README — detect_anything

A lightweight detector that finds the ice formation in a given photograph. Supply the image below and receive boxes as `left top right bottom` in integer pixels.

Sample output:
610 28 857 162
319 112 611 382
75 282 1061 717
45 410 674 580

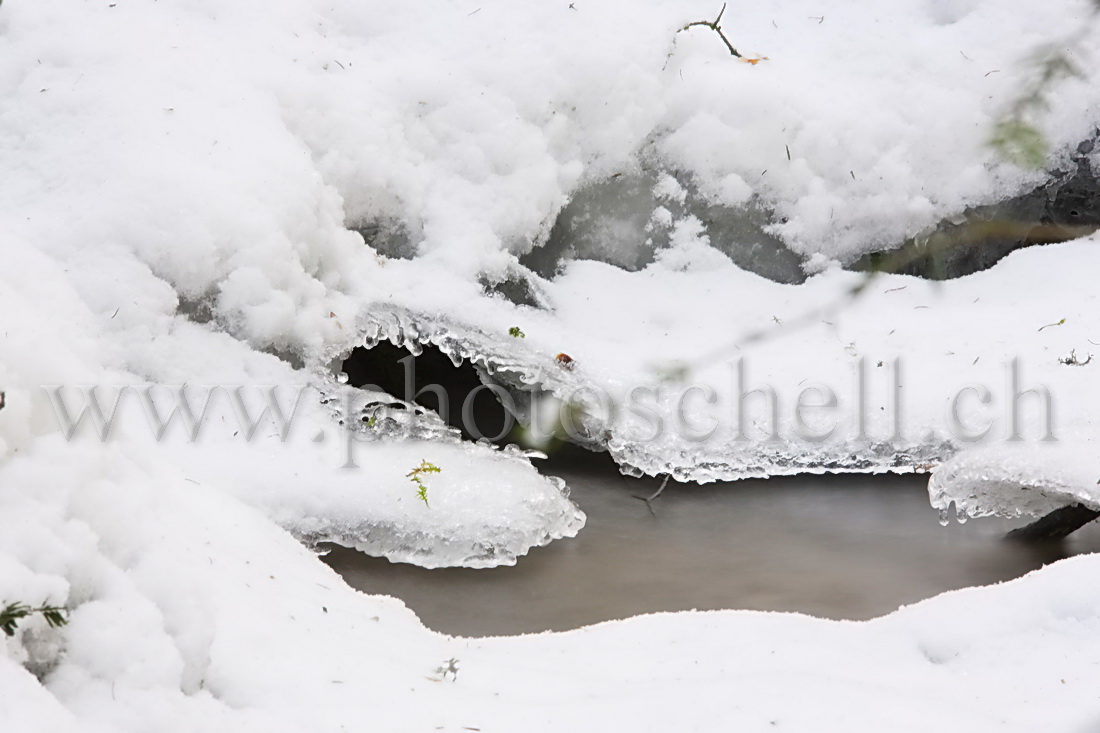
929 444 1100 523
343 234 1100 493
3 0 1100 727
145 375 587 569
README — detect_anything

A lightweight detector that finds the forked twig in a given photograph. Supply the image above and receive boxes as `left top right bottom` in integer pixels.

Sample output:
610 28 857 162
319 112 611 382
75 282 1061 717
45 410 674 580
633 474 671 515
664 3 748 70
679 3 743 58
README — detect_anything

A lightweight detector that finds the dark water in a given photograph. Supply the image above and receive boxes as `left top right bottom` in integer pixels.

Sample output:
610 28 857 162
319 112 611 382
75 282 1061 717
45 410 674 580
323 451 1100 637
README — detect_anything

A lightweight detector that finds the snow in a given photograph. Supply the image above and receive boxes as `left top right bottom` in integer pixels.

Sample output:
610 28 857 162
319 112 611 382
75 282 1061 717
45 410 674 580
352 238 1100 489
5 438 1100 731
2 0 1100 728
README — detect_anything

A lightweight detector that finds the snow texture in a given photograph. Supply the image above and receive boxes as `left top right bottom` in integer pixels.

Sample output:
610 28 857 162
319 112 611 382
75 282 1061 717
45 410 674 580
2 0 1100 728
4 440 1100 732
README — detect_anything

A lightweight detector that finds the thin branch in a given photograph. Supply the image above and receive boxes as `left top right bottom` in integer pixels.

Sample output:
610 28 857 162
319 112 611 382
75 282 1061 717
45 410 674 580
678 3 743 58
633 474 671 515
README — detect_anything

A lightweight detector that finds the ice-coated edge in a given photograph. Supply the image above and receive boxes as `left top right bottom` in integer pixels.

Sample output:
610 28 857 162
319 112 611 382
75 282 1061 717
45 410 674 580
928 443 1100 523
271 357 585 568
327 303 960 483
302 473 582 569
121 366 588 570
179 424 588 569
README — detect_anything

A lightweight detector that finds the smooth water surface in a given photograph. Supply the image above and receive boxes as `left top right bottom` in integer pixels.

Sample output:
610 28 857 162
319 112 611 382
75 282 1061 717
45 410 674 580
324 452 1100 637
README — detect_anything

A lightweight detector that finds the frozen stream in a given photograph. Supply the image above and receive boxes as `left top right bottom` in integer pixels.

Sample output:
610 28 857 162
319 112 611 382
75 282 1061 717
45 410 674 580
324 450 1100 637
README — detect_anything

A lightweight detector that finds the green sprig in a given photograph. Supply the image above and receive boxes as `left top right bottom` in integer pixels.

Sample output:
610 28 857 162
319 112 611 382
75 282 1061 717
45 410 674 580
407 460 442 508
0 602 68 637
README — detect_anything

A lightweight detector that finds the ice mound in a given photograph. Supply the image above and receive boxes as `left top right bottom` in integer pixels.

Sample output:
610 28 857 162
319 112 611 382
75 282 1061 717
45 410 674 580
143 383 587 569
300 374 586 567
281 439 585 570
928 443 1100 523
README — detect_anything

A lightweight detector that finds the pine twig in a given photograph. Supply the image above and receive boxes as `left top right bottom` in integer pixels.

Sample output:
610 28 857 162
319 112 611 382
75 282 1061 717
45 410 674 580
0 602 68 637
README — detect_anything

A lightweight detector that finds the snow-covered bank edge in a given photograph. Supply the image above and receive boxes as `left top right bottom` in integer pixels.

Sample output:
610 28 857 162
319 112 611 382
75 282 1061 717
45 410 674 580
337 237 1100 510
4 434 1100 732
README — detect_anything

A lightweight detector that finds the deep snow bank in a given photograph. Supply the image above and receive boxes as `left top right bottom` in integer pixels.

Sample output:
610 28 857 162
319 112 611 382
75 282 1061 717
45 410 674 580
0 233 584 571
4 437 1100 732
2 0 1099 515
2 0 1100 727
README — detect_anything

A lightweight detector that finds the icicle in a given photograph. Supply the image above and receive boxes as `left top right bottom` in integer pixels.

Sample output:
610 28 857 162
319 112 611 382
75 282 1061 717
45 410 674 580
362 323 381 349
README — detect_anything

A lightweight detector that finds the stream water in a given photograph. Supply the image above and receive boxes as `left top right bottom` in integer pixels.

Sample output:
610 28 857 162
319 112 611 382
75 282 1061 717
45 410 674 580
324 450 1100 637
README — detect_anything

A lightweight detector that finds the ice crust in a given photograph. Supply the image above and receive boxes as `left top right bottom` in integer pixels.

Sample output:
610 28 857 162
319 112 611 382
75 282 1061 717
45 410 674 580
154 384 587 569
929 444 1100 523
336 305 956 483
343 231 1100 496
306 368 585 568
290 441 586 570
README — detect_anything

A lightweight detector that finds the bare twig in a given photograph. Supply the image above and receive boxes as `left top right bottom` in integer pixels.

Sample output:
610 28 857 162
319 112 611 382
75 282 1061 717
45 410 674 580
633 474 671 515
678 3 743 58
435 657 460 681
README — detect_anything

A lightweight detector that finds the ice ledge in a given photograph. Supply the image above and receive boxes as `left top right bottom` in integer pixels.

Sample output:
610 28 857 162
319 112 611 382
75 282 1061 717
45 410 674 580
929 443 1100 524
325 304 961 483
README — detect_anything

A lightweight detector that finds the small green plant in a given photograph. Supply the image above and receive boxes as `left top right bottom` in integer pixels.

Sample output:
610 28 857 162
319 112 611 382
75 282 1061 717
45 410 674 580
367 415 377 428
508 326 525 338
407 460 441 508
0 602 67 637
